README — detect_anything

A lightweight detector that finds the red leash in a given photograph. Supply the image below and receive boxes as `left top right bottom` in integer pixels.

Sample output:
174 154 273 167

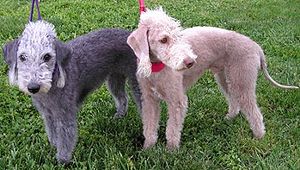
138 0 146 13
138 0 165 73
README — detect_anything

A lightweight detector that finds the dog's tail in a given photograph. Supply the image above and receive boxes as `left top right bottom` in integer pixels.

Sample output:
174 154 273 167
259 50 299 89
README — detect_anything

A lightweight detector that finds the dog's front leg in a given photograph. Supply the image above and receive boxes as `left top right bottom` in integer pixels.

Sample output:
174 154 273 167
165 83 188 150
33 99 58 147
55 110 77 164
140 80 161 149
41 113 58 147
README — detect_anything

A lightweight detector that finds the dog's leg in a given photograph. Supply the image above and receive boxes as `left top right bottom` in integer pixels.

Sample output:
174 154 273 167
142 97 160 149
107 73 128 118
214 70 229 95
33 100 58 147
214 70 240 119
182 70 205 91
226 97 240 119
164 81 188 150
165 95 188 150
55 110 77 164
41 113 58 147
140 82 161 149
128 74 142 114
239 92 265 139
228 64 265 138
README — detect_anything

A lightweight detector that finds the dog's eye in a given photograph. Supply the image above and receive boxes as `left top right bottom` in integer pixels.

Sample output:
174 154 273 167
43 54 52 62
160 37 168 44
19 55 26 62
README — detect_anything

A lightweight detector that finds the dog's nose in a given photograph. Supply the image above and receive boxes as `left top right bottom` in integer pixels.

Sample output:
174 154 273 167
28 82 40 94
184 58 194 69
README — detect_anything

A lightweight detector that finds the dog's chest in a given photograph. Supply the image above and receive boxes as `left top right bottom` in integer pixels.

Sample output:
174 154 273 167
147 74 176 100
150 86 164 99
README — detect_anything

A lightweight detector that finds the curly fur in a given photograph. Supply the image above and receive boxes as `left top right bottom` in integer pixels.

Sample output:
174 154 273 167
127 7 197 77
16 21 57 94
3 21 142 164
127 7 298 150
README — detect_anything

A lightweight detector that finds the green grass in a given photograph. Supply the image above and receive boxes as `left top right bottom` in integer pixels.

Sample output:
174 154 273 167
0 0 299 169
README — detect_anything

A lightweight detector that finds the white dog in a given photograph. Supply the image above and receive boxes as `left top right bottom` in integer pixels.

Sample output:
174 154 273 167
127 7 298 149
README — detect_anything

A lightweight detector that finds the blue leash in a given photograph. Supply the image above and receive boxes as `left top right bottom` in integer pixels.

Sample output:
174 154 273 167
29 0 42 22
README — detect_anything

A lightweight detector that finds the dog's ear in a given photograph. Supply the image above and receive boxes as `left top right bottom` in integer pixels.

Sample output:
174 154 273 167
127 25 152 77
54 40 71 88
127 26 150 60
3 39 19 86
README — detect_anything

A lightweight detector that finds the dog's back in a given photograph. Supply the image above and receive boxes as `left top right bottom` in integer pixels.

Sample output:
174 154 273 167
67 29 135 74
63 29 138 102
182 27 262 74
182 26 262 61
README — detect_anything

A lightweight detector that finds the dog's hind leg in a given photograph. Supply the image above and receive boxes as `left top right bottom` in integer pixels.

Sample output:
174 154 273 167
128 74 142 114
107 73 128 118
228 64 265 138
214 70 240 119
226 97 240 120
214 70 229 95
239 91 265 139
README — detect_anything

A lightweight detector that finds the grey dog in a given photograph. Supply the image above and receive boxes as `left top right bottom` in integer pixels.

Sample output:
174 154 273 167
2 21 141 164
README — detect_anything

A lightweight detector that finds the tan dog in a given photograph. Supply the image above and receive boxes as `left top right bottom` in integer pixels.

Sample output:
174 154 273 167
127 8 298 149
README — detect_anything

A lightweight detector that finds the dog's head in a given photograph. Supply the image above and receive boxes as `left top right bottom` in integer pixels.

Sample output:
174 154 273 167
127 7 197 77
2 20 71 95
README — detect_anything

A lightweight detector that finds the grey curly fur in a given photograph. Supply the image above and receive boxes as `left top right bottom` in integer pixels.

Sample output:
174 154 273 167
3 21 142 164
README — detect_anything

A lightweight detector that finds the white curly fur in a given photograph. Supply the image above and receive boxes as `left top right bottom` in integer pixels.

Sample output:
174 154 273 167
131 7 197 77
140 7 182 34
16 21 57 94
129 7 298 150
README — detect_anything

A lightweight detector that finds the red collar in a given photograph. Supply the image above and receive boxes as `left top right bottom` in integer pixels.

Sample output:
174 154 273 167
151 62 165 72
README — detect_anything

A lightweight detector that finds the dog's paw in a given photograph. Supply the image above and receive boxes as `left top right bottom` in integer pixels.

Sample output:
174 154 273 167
253 129 265 139
143 140 156 149
48 138 57 148
166 142 180 151
113 112 127 119
225 112 238 120
56 153 71 165
49 141 57 148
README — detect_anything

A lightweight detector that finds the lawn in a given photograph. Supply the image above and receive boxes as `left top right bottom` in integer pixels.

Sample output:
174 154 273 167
0 0 299 169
